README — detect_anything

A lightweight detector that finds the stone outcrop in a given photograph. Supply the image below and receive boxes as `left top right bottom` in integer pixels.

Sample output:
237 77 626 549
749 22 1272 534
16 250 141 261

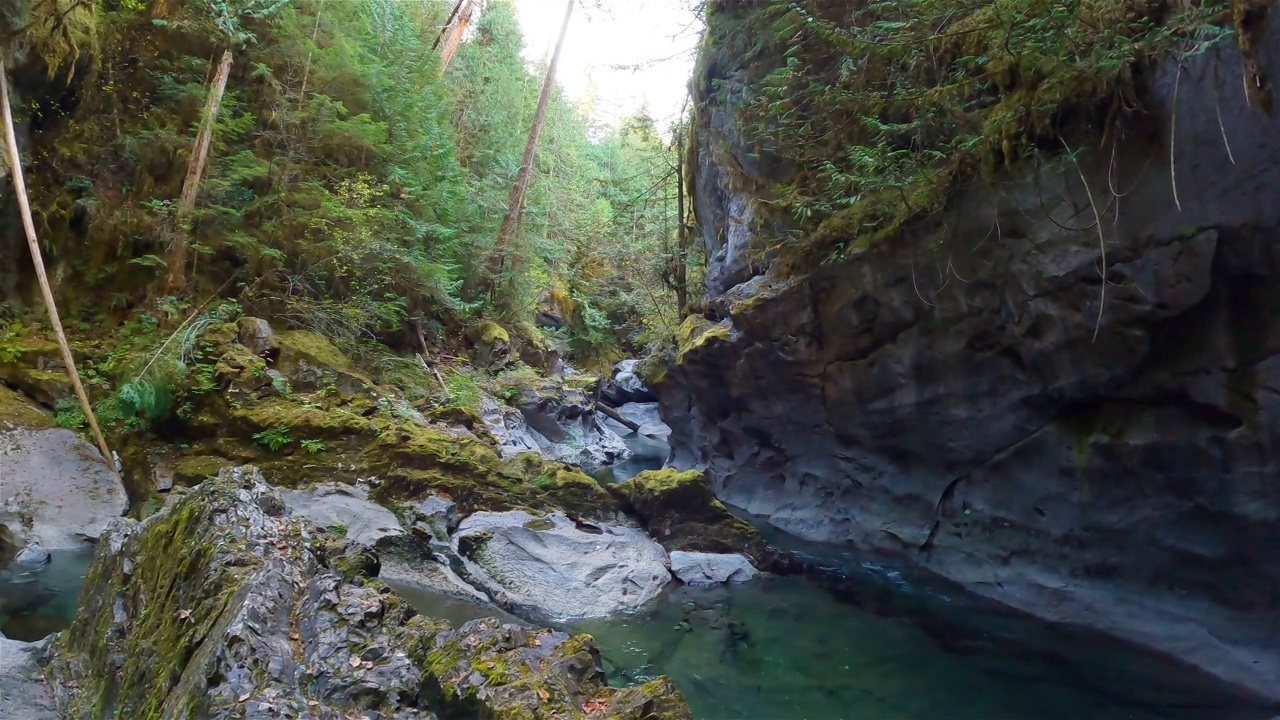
0 387 127 554
668 551 758 585
610 469 785 572
514 378 630 473
46 467 691 719
656 11 1280 705
452 509 671 619
0 634 56 720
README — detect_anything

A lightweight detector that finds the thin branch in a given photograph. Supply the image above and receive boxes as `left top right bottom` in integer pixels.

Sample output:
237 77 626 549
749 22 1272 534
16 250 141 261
1169 63 1183 212
1060 137 1108 343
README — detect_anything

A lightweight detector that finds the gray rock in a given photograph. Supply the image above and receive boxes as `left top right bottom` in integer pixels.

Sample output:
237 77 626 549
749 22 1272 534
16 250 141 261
660 16 1280 705
279 483 404 547
0 426 127 551
517 383 631 474
669 551 759 585
235 316 278 357
479 395 541 458
413 494 458 538
603 359 657 405
453 510 670 619
12 542 50 567
45 467 690 720
0 635 57 720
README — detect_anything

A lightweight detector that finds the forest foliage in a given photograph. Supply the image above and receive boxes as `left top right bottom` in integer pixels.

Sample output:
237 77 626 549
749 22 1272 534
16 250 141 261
712 0 1259 266
3 0 696 367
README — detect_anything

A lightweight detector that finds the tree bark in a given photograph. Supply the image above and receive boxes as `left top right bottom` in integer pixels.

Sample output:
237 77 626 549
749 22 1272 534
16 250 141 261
489 0 575 288
0 60 116 473
438 0 476 72
675 124 689 316
166 49 233 294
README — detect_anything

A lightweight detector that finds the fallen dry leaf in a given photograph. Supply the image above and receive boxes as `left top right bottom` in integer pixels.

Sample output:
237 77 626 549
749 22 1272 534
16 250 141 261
348 655 362 668
536 688 550 704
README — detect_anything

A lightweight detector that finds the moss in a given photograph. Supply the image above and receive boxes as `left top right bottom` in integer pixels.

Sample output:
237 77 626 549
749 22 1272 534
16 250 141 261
274 329 352 371
611 469 784 570
674 315 731 363
172 455 234 486
0 384 54 428
474 321 511 346
49 481 262 718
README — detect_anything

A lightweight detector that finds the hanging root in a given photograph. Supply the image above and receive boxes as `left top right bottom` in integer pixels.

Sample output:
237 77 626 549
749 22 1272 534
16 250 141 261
1169 64 1183 212
1060 138 1108 343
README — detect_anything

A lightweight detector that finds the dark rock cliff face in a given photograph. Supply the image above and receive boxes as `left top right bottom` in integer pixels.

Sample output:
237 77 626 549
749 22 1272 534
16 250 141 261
659 11 1280 705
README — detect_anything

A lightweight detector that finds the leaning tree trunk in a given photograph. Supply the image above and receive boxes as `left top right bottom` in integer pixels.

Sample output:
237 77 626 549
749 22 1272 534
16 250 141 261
0 60 116 472
488 0 574 294
165 49 233 294
438 0 476 72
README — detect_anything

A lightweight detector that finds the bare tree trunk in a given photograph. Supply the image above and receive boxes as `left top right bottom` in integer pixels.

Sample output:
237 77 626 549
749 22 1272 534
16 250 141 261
0 60 116 473
297 0 325 104
675 125 689 316
489 0 574 289
438 0 476 72
166 49 232 294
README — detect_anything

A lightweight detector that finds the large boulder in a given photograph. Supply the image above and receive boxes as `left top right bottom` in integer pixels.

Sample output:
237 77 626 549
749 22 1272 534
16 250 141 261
611 469 785 572
669 550 759 585
279 482 405 548
452 509 671 619
0 634 56 720
46 467 691 719
0 387 127 553
657 14 1280 705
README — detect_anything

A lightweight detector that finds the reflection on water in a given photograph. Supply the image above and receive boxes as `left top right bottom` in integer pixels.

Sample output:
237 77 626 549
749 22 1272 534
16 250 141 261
0 550 92 641
393 572 1264 720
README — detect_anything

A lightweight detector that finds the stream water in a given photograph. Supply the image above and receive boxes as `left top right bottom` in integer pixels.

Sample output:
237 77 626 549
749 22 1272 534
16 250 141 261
0 549 92 641
0 410 1269 719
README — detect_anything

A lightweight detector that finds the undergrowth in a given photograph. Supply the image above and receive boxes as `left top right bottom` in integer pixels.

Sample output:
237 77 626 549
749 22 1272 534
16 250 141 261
718 0 1253 267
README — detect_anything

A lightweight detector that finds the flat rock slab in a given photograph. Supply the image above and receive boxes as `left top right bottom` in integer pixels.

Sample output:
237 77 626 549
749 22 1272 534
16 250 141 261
454 510 670 619
0 636 56 719
0 427 127 551
279 483 404 547
669 551 759 585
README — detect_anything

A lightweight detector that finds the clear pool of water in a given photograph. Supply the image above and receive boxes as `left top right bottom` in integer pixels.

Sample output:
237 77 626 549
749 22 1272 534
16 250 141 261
0 550 92 641
394 570 1268 720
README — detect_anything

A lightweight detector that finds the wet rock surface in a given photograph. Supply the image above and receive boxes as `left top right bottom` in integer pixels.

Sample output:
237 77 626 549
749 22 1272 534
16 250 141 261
46 466 690 719
668 551 758 585
659 18 1280 704
453 509 671 619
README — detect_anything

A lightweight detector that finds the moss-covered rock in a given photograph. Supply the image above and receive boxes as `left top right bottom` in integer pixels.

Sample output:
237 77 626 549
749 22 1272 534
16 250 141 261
361 423 622 521
46 467 690 720
0 384 53 429
611 469 789 572
468 320 513 369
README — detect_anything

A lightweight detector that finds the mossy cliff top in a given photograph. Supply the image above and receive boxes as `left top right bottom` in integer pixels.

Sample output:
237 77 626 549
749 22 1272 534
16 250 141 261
695 0 1274 269
47 467 691 720
611 469 790 571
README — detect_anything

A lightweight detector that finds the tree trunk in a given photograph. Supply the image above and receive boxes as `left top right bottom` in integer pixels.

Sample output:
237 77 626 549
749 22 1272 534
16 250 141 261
166 49 233 294
438 0 476 72
675 125 689 316
489 0 574 289
0 60 116 473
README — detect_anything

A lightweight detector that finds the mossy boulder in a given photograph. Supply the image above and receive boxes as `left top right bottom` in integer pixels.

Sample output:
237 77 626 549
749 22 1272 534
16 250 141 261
0 385 52 429
0 335 72 407
468 320 513 369
611 469 788 571
272 329 374 394
361 423 623 521
46 467 690 720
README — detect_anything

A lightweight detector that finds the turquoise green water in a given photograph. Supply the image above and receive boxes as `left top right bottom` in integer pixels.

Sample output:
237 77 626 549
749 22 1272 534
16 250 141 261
391 573 1251 720
0 550 92 641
